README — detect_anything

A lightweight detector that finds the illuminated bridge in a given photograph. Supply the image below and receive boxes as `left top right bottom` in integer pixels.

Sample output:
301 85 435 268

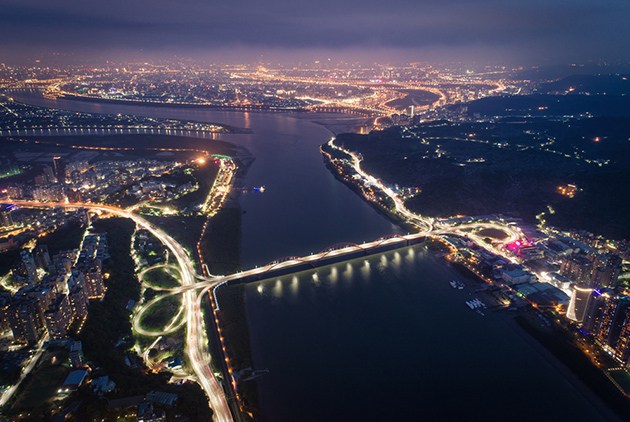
211 233 424 305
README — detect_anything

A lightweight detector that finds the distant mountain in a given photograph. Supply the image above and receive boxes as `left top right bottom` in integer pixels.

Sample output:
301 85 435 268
509 63 630 81
538 74 630 96
464 94 630 118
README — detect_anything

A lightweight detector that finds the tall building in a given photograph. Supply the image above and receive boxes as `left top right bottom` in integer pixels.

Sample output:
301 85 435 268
590 254 622 289
44 294 72 340
68 284 89 322
598 297 630 349
68 271 89 320
567 284 593 323
582 289 612 334
84 263 104 299
17 285 55 328
19 250 39 282
560 255 592 284
615 312 630 363
53 155 65 184
0 207 13 227
43 165 56 184
34 245 51 271
6 301 40 343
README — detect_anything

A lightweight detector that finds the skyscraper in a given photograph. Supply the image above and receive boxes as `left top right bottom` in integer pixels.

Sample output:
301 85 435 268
567 284 593 323
53 155 65 184
34 245 51 271
598 297 630 349
20 250 39 283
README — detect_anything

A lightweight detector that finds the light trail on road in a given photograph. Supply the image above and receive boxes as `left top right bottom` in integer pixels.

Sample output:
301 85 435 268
6 201 233 422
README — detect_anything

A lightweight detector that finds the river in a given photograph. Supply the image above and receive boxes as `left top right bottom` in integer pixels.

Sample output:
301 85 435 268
5 90 614 421
5 89 402 268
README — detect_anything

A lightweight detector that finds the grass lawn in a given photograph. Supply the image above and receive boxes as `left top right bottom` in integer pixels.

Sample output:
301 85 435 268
12 364 68 410
143 267 181 288
139 294 183 331
609 369 630 394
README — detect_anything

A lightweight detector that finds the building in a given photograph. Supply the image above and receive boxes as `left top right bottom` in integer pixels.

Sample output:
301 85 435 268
567 284 594 323
136 401 166 422
0 208 13 227
582 289 613 334
68 284 89 322
615 312 630 363
590 253 622 288
501 268 535 285
560 255 592 284
53 155 66 184
68 340 85 367
34 245 51 270
60 369 88 393
19 250 39 283
515 282 570 309
18 285 55 328
598 297 630 349
92 375 116 394
44 294 73 340
6 301 40 343
83 262 104 299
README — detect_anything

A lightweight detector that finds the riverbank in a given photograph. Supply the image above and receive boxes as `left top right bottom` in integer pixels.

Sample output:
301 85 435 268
318 125 630 421
320 141 418 234
510 313 627 421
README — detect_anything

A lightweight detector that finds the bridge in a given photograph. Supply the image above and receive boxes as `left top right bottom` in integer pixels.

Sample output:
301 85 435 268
3 193 520 422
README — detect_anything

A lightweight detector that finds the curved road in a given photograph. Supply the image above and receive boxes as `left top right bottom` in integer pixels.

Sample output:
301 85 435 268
8 201 233 422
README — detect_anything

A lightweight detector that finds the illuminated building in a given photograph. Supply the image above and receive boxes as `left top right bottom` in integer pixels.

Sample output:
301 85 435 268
6 301 40 343
582 289 612 334
0 208 13 227
44 294 72 340
615 313 630 363
590 254 622 289
19 250 39 283
598 297 630 348
34 173 47 187
567 284 593 323
67 270 90 320
34 245 51 271
43 165 56 184
6 185 23 200
84 262 104 299
560 255 592 284
53 155 65 184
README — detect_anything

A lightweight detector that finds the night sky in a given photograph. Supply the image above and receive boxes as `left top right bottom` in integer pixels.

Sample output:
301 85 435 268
2 0 629 65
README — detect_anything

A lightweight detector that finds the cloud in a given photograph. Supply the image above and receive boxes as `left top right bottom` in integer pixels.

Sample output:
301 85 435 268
1 0 629 65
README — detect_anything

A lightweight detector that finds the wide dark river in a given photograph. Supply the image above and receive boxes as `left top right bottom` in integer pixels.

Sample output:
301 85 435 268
7 90 612 421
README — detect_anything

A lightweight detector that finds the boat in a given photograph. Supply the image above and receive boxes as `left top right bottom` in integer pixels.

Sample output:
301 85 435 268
450 280 465 290
476 309 485 316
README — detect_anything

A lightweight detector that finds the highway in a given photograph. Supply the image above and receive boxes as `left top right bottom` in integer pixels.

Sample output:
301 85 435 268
7 201 234 422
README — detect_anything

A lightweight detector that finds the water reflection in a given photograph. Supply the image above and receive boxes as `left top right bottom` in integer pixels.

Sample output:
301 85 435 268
360 260 371 279
328 267 338 284
290 275 299 295
342 262 353 282
272 279 282 298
